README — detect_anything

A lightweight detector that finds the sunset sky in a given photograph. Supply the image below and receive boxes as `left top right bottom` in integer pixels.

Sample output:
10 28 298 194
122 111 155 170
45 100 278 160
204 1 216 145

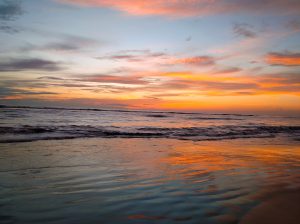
0 0 300 114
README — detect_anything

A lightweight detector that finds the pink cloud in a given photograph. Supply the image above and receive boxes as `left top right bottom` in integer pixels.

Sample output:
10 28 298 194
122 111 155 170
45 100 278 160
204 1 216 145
58 0 300 17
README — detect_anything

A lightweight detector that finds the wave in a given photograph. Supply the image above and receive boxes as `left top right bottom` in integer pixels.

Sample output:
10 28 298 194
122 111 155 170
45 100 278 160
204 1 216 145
1 125 299 143
188 116 243 120
0 105 255 117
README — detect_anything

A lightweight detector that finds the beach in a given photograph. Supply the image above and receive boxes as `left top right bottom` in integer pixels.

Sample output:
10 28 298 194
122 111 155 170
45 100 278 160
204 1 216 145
1 136 299 224
1 0 300 222
240 189 300 224
1 0 300 223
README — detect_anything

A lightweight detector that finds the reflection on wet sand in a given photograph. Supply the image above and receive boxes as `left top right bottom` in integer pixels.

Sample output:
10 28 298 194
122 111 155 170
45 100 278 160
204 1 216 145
0 137 299 223
240 189 300 224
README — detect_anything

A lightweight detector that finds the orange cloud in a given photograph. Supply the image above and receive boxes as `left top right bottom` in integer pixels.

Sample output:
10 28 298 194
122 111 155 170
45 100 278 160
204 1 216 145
58 0 300 17
2 68 300 114
157 95 300 113
265 52 300 66
174 56 215 66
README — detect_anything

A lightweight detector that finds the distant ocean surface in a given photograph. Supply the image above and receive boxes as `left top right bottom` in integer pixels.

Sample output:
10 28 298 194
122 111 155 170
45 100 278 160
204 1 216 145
1 107 300 143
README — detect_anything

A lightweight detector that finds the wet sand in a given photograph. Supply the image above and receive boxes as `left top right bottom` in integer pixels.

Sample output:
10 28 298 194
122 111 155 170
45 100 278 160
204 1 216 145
0 137 299 224
240 190 300 224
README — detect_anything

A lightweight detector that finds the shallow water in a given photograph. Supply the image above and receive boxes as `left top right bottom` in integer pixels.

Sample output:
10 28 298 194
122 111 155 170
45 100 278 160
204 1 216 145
1 138 300 224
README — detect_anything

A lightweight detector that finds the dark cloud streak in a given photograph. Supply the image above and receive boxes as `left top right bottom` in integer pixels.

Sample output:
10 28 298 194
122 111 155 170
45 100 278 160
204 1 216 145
82 74 147 85
0 0 22 21
0 0 23 33
0 86 56 98
0 58 64 72
98 50 167 62
233 23 256 38
19 35 100 53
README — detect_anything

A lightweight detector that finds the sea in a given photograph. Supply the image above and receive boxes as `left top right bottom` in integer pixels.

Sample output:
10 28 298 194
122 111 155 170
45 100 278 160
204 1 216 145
1 106 300 143
0 107 300 224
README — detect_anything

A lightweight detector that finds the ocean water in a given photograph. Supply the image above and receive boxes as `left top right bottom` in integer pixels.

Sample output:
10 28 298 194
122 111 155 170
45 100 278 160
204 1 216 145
0 107 300 143
0 107 300 224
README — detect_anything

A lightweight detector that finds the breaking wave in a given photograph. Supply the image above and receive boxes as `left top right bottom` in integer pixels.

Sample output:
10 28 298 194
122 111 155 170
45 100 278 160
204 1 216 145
1 124 300 143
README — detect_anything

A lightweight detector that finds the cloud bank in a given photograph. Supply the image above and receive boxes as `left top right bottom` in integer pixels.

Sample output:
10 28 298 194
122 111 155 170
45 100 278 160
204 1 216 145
265 52 300 66
58 0 300 17
0 58 64 72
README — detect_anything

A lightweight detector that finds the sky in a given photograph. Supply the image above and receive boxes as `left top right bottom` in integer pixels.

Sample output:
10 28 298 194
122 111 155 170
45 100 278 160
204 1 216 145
0 0 300 114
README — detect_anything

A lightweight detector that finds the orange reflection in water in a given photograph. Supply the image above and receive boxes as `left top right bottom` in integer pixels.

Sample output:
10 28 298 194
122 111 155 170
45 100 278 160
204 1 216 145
1 137 300 223
160 139 300 195
161 139 300 170
122 138 300 222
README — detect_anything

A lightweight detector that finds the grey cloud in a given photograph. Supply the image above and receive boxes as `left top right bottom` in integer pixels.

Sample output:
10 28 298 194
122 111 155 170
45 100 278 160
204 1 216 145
15 32 101 53
264 85 300 92
45 42 80 51
0 0 23 34
51 83 92 88
213 67 242 74
259 73 300 84
45 35 99 51
81 74 148 85
286 19 300 32
0 24 18 33
19 34 100 53
0 58 64 72
38 76 65 80
233 23 257 38
0 86 56 98
98 50 167 62
148 78 259 93
1 79 50 88
0 0 22 21
117 49 151 54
